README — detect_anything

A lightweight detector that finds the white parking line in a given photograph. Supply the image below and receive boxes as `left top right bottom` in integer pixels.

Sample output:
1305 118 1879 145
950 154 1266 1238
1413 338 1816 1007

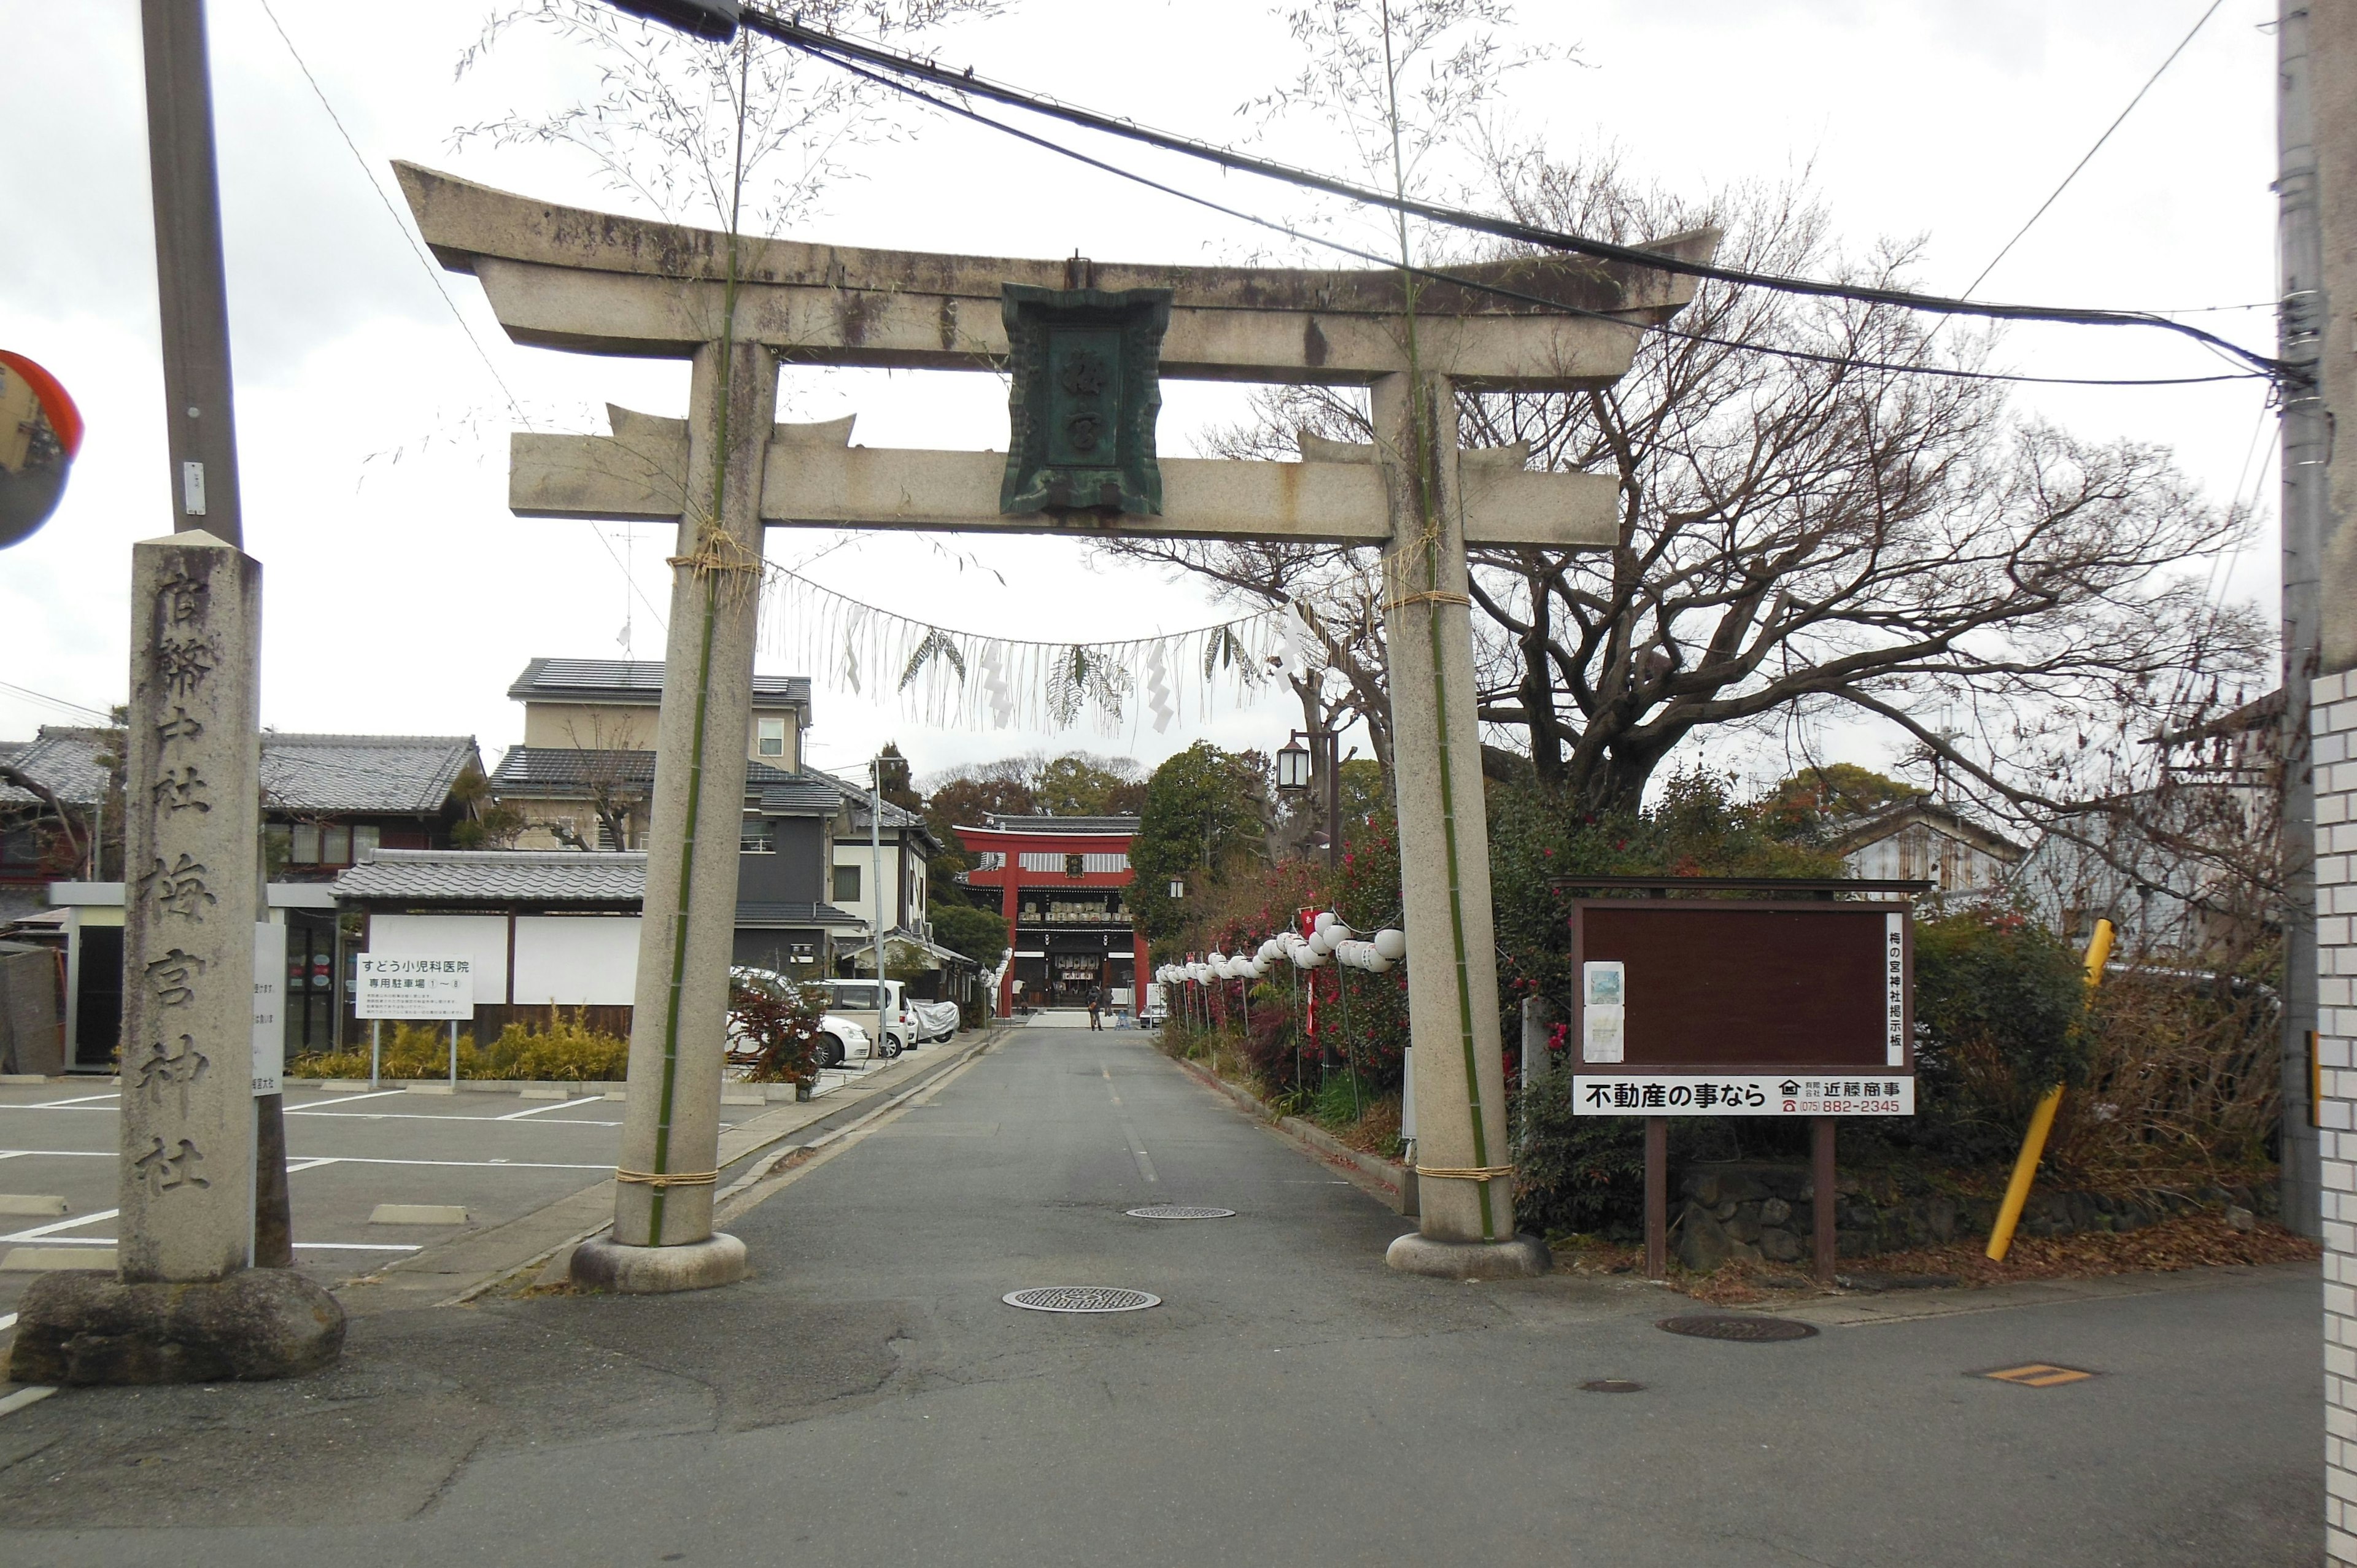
0 1311 15 1332
0 1208 118 1244
10 1093 120 1110
0 1149 613 1172
286 1110 622 1127
288 1089 408 1107
496 1099 608 1121
1 1237 419 1253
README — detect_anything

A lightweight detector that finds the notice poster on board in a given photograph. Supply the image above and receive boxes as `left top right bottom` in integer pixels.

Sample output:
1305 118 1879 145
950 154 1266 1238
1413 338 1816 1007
1581 960 1625 1062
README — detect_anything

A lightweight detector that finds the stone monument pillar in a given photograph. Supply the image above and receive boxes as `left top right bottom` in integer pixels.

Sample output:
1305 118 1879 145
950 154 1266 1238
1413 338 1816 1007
117 531 261 1283
572 339 776 1292
1373 372 1548 1279
6 531 343 1383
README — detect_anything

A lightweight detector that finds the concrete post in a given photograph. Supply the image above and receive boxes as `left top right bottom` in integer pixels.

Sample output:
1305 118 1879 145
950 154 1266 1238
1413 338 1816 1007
2283 0 2334 1241
1521 994 1553 1095
573 339 775 1293
6 533 341 1385
1373 372 1546 1279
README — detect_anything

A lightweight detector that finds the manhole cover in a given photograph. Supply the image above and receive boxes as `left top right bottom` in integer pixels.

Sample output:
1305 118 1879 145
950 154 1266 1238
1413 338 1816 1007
1579 1378 1644 1394
1656 1313 1819 1343
1126 1205 1237 1219
1004 1286 1163 1314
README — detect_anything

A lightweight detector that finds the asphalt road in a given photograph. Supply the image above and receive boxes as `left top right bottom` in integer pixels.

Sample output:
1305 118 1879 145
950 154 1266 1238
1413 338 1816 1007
0 1024 2326 1566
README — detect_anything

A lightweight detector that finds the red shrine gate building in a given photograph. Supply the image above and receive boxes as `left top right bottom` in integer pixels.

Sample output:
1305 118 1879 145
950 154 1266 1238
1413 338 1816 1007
953 814 1148 1017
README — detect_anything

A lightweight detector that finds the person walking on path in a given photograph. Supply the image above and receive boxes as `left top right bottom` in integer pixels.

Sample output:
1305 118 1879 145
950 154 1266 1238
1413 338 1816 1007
1088 989 1104 1031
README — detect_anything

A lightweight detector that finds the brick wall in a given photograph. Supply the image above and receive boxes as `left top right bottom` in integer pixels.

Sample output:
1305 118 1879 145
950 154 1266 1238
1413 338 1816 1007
2316 670 2357 1563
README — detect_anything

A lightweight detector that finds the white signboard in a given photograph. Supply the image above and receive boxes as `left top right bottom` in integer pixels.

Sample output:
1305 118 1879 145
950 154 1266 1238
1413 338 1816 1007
1572 1074 1916 1118
1884 913 1907 1067
355 954 475 1020
1581 960 1625 1063
252 922 286 1097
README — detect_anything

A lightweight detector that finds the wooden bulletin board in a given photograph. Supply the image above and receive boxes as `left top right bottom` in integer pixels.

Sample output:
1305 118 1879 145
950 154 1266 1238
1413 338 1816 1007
1569 899 1913 1076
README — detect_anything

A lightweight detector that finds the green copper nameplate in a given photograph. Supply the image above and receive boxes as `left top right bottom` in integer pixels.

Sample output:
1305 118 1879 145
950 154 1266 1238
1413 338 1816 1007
1000 284 1171 517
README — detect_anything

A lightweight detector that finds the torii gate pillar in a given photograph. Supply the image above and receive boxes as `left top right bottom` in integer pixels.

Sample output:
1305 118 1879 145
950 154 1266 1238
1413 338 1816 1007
571 341 775 1292
1374 372 1544 1274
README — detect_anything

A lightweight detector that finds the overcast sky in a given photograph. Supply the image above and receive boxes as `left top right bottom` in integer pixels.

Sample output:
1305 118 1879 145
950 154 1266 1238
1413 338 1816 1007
0 0 2282 791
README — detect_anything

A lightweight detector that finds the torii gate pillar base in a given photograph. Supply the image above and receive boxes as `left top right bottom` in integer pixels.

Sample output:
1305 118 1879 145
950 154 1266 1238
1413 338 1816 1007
1385 1232 1553 1281
571 1234 747 1295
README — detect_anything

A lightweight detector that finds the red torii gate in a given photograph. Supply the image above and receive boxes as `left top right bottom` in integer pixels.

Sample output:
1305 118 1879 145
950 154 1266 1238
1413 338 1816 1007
953 816 1149 1019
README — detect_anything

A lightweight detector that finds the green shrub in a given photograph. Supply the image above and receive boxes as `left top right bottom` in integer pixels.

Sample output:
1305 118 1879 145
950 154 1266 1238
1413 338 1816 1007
1515 1072 1647 1238
292 1013 631 1081
1897 906 2091 1163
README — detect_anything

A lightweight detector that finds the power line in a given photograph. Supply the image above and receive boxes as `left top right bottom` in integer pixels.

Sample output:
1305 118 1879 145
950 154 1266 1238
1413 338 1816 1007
792 34 2261 389
0 681 115 726
740 4 2282 380
1960 0 2227 300
254 0 669 636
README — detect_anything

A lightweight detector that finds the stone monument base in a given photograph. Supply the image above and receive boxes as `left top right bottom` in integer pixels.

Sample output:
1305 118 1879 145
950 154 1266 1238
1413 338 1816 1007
571 1232 746 1294
4 1268 346 1385
1385 1231 1554 1280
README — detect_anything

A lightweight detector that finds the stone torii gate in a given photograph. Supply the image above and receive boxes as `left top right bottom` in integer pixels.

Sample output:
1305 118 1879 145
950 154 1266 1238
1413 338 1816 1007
398 163 1710 1284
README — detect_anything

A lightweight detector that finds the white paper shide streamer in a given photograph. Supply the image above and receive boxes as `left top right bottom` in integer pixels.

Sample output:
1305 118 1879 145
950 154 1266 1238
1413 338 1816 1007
758 563 1312 736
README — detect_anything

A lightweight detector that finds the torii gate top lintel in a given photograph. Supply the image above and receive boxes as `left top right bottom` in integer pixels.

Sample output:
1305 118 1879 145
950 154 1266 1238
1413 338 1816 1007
395 162 1717 388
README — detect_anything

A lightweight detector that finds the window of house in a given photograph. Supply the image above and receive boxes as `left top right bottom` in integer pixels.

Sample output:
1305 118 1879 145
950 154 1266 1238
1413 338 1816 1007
353 825 380 859
290 824 320 863
321 826 351 865
740 816 776 854
834 863 861 903
757 717 787 757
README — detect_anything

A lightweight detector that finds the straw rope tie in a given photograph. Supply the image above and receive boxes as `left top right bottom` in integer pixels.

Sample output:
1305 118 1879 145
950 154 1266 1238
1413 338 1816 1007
615 1167 720 1189
1414 1163 1515 1181
1382 589 1471 611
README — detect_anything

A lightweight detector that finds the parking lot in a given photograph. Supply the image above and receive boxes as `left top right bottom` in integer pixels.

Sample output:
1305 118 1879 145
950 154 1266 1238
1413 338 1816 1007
0 1050 955 1325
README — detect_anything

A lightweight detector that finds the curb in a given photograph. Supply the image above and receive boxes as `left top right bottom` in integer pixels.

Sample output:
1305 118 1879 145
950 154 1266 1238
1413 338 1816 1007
1168 1052 1412 1213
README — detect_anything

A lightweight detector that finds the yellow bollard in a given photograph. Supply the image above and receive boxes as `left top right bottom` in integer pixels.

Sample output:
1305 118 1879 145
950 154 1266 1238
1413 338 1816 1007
1986 918 2113 1262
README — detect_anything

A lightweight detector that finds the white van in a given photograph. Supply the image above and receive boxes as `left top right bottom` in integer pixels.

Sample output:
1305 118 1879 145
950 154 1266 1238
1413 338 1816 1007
813 978 916 1056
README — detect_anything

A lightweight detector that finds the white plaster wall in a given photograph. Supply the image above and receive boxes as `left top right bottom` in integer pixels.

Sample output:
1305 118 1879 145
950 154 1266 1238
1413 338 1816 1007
511 915 642 1006
366 914 510 1003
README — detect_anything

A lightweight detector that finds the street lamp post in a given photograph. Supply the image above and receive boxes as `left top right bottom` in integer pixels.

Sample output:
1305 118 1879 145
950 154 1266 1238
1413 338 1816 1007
1275 728 1342 868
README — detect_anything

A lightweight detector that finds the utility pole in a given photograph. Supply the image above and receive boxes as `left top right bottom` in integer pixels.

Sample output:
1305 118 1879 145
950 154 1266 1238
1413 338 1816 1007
871 755 888 1057
2280 0 2336 1241
140 0 293 1267
144 0 244 543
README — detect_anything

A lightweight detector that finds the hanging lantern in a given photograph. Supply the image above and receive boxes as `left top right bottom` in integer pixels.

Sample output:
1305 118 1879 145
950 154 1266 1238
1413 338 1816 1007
1275 734 1312 795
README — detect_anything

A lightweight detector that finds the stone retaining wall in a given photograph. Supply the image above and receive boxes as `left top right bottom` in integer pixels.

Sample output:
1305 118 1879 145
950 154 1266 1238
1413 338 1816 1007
1676 1159 2278 1270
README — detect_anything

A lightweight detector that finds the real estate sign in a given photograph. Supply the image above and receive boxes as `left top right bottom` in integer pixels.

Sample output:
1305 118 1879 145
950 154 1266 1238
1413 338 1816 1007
354 954 475 1021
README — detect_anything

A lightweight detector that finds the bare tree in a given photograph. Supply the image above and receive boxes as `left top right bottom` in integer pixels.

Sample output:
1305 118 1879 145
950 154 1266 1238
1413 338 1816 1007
456 0 1000 240
1130 144 2267 846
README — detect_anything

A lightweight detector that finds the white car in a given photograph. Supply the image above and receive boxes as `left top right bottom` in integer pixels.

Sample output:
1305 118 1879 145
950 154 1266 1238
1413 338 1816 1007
811 978 931 1056
729 967 873 1071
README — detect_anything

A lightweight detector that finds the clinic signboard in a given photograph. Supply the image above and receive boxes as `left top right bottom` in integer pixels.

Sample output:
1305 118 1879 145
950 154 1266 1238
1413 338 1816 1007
354 955 474 1021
